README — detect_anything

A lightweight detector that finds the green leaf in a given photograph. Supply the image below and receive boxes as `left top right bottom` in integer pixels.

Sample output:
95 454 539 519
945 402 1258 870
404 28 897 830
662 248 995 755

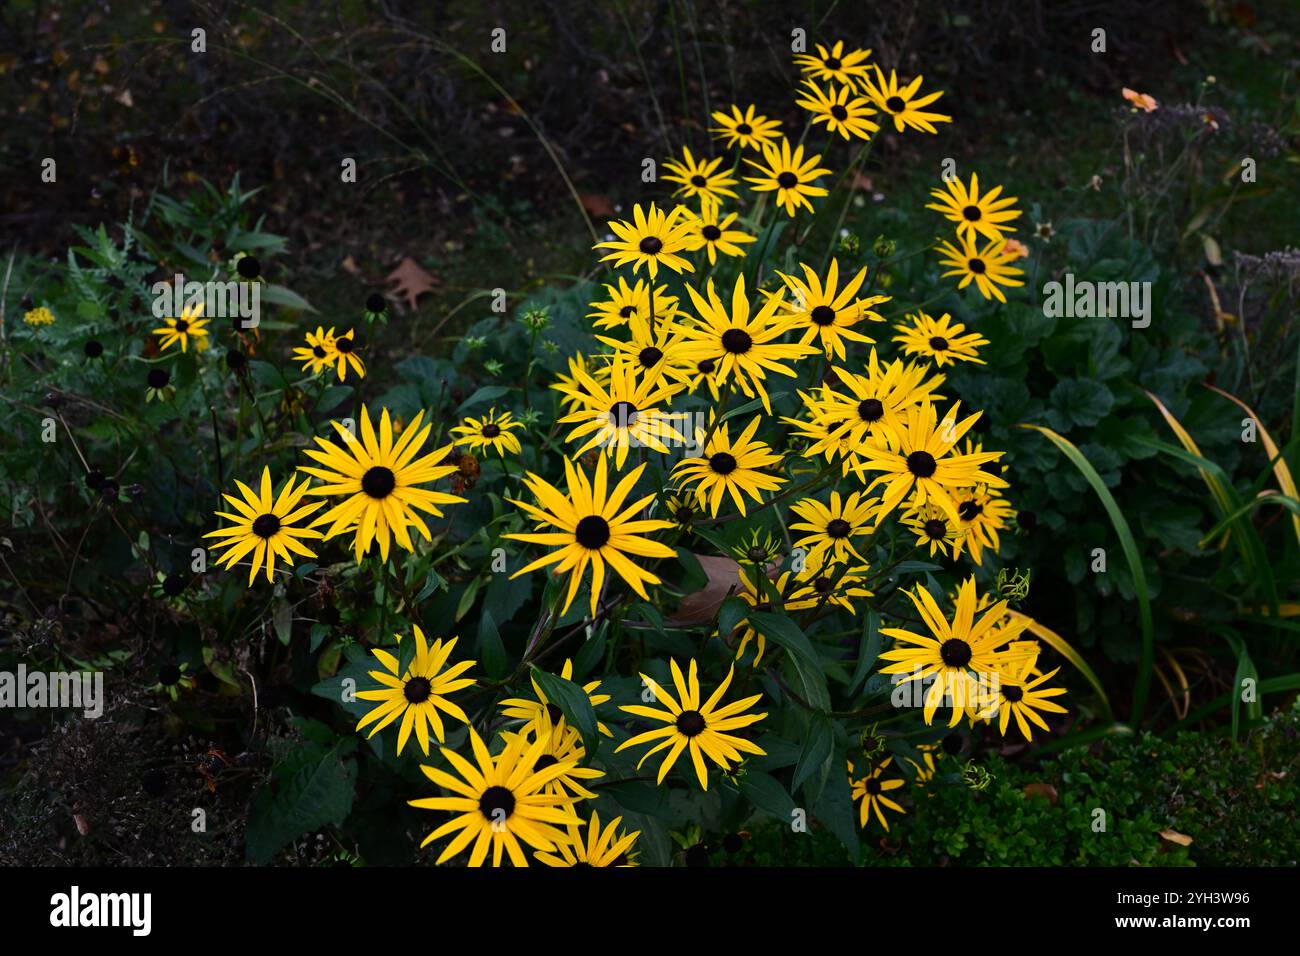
792 712 834 794
737 770 797 821
1022 424 1153 724
261 283 318 313
245 737 356 864
1048 378 1114 429
717 595 749 639
456 386 511 414
812 766 859 864
529 665 601 755
477 608 508 680
748 611 831 712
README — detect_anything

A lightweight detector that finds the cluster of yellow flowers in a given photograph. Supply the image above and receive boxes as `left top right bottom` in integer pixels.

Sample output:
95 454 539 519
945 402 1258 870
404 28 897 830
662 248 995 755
195 38 1076 856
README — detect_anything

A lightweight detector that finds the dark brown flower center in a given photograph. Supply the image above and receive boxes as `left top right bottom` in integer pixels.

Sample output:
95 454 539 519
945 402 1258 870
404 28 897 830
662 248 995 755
709 452 738 475
721 328 752 354
1003 685 1024 703
906 451 938 478
637 346 664 367
924 519 947 540
962 205 982 221
968 258 987 274
610 400 639 428
361 466 397 498
479 785 516 821
482 423 501 438
701 224 722 241
404 676 432 703
885 96 905 112
675 710 706 736
776 171 799 189
639 236 664 255
830 104 848 121
958 500 983 521
811 305 837 326
174 319 189 333
336 336 355 353
940 639 972 668
690 175 707 187
857 398 884 422
826 518 851 539
929 336 949 351
575 515 611 549
251 513 281 538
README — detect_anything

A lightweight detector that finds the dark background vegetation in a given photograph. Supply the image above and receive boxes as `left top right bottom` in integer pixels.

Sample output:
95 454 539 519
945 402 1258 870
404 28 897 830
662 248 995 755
2 0 1299 865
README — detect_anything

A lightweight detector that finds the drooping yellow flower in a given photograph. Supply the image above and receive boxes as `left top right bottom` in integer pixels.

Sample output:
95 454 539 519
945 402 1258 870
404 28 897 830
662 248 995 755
355 628 475 755
505 457 676 618
586 276 679 330
299 406 466 562
616 659 766 790
849 757 907 830
203 467 323 585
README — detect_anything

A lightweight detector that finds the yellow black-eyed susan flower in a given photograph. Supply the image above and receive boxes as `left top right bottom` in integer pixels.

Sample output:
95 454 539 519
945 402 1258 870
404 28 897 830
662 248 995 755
204 467 323 585
678 274 816 413
292 326 338 375
594 312 709 390
710 104 783 151
935 235 1026 303
849 757 907 830
892 311 988 366
662 146 739 205
503 721 603 799
859 401 1007 524
534 811 641 867
978 661 1068 741
950 486 1015 566
743 138 833 217
925 172 1022 243
785 557 874 614
793 40 874 85
553 352 595 413
409 725 582 867
355 628 475 755
586 277 679 330
806 348 945 462
673 414 785 517
789 490 875 563
774 259 889 361
902 500 965 558
299 406 466 562
616 659 766 790
450 407 524 457
859 66 952 134
878 577 1027 726
505 457 676 618
557 357 686 469
795 79 880 140
679 200 757 265
152 301 209 353
595 202 696 278
325 326 366 381
499 658 613 739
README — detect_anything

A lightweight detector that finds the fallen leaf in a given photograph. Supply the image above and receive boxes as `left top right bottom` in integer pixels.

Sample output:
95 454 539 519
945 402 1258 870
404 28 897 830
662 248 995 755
1158 828 1193 846
1022 782 1058 805
668 554 777 627
340 255 361 276
385 256 438 312
581 193 616 218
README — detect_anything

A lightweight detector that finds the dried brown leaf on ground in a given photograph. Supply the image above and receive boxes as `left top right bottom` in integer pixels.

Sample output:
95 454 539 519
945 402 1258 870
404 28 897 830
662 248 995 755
668 554 777 628
385 256 438 312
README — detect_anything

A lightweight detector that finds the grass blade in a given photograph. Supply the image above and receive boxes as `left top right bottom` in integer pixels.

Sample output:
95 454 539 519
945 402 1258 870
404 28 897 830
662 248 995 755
1020 424 1155 725
1004 608 1114 722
